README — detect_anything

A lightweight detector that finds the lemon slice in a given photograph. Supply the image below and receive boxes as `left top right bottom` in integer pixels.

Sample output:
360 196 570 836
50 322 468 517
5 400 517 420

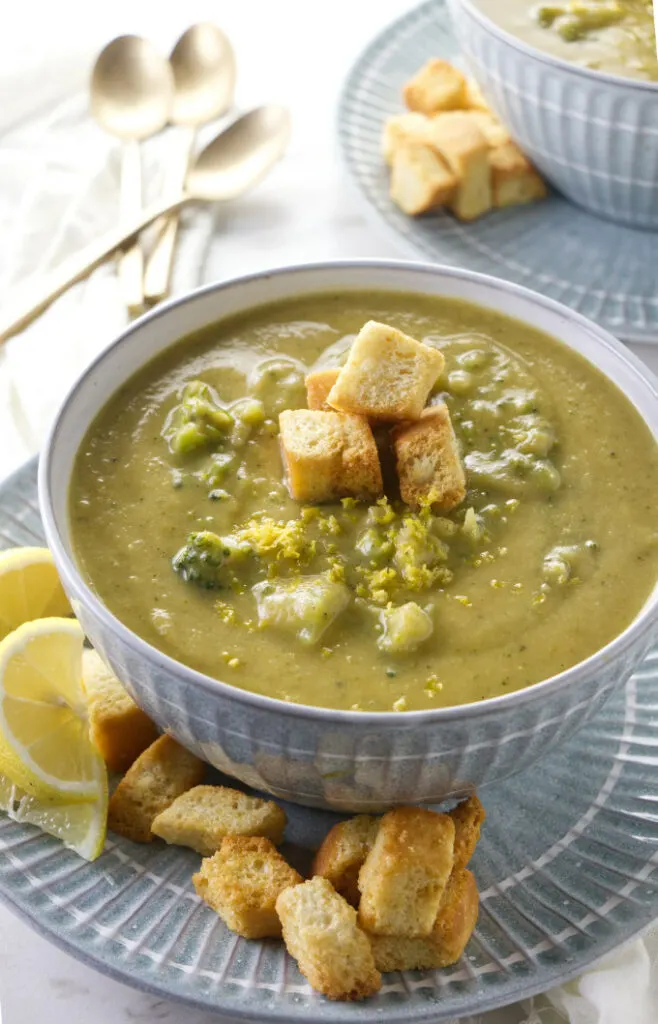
0 547 72 641
0 767 107 861
0 618 105 803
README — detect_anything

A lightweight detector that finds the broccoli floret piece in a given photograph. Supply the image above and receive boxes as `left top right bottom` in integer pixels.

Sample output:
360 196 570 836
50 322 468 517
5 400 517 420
163 380 233 456
377 602 434 654
172 531 229 588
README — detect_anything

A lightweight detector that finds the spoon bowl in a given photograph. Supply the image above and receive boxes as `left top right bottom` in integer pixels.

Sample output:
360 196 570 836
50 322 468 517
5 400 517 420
170 22 236 126
91 35 174 139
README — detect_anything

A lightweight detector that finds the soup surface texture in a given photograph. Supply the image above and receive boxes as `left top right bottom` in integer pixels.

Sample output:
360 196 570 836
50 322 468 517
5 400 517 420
476 1 658 81
70 291 658 712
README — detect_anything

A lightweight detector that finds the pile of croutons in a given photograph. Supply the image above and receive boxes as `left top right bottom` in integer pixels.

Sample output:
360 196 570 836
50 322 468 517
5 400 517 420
280 319 466 511
92 650 485 1002
384 58 546 220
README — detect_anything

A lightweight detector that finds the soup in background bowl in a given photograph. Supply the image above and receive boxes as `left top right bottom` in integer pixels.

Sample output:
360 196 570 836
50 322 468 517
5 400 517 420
40 262 658 810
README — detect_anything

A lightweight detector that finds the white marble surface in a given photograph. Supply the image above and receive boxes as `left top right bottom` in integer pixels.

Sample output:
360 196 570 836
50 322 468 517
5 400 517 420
0 1 657 1022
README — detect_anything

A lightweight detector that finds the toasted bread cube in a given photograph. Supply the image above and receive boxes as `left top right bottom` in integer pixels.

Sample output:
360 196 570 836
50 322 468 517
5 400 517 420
277 877 381 1000
151 785 287 855
108 735 205 843
193 836 302 939
464 76 490 112
312 815 379 906
279 409 383 503
368 868 479 971
490 141 547 208
83 649 159 774
428 112 492 221
404 59 466 115
306 368 341 411
390 143 457 216
327 321 444 422
450 794 486 870
358 806 455 938
392 405 466 512
382 112 433 165
462 110 511 148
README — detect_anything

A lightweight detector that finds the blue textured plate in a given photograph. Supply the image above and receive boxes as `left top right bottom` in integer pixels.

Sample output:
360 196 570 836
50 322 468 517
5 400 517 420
337 0 658 345
1 458 658 1022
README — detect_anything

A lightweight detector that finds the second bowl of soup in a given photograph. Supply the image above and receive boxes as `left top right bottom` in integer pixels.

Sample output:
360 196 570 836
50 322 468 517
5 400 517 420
41 261 658 810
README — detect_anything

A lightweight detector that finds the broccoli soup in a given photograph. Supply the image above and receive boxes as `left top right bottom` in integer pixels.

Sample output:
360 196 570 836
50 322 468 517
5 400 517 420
475 1 658 81
70 292 658 712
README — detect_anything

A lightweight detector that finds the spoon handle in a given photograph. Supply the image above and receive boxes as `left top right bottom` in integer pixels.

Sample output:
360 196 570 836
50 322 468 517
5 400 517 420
118 140 146 314
143 125 197 304
0 195 190 345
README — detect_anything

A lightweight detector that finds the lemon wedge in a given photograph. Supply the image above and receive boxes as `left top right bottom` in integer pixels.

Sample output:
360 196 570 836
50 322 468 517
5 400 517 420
0 767 107 861
0 618 106 803
0 547 72 640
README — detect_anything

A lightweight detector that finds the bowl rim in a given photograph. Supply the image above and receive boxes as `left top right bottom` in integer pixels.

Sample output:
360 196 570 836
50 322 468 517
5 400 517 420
39 258 658 726
449 0 658 93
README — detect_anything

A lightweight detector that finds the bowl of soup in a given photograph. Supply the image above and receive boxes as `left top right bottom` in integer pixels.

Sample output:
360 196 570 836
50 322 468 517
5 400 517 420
40 261 658 810
447 0 658 228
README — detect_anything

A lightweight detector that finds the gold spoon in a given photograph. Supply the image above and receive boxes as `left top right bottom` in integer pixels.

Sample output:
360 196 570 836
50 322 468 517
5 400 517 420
90 35 174 314
0 105 291 344
143 23 236 304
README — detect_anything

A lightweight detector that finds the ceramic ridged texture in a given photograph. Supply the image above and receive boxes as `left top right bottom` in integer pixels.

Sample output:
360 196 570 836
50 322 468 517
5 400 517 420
2 459 658 1021
448 0 658 229
336 0 658 344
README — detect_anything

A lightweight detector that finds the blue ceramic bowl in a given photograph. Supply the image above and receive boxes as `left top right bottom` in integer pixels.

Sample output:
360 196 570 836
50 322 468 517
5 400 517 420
447 0 658 230
40 261 658 811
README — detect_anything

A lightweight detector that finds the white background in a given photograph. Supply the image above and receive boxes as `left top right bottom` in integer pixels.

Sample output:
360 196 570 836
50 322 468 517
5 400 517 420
0 2 656 1022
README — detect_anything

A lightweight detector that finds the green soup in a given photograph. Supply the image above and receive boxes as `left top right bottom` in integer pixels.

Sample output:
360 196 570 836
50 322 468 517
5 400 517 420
70 291 658 712
476 1 658 81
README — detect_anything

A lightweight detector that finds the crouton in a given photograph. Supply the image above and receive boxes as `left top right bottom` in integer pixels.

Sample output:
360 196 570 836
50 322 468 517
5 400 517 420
464 76 490 112
151 785 287 855
382 112 432 165
277 877 381 1000
368 868 479 971
450 794 486 870
403 59 467 115
390 143 457 215
312 815 379 906
305 368 341 411
358 806 455 937
463 110 511 148
392 405 466 512
327 321 445 422
108 735 205 843
490 141 547 208
278 409 383 503
428 112 492 221
193 836 302 939
83 649 159 774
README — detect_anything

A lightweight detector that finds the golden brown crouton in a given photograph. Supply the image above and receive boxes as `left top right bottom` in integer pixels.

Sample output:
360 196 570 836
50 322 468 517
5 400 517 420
278 409 383 503
83 649 159 774
450 794 486 870
312 815 379 906
382 112 433 165
193 836 302 939
368 868 479 971
389 143 457 216
428 112 492 221
305 368 341 411
358 806 455 938
277 877 381 1000
108 735 205 843
464 76 490 112
151 785 287 855
490 141 547 208
327 321 445 423
392 405 467 512
463 110 511 148
404 59 467 115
